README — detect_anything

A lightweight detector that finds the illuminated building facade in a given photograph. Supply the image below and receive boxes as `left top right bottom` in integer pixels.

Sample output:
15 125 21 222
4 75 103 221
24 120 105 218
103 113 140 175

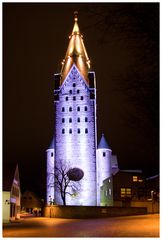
46 13 119 206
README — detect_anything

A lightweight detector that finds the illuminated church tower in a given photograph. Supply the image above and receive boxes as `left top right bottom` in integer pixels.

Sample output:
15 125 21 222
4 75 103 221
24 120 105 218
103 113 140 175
46 13 119 206
53 12 97 206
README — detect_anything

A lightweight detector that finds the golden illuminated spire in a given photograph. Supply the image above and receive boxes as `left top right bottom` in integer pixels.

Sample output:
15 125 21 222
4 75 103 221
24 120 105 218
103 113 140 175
60 12 91 85
72 11 79 34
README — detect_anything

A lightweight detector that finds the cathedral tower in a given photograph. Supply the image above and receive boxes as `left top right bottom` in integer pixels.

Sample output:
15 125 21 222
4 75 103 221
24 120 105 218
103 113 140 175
53 13 97 205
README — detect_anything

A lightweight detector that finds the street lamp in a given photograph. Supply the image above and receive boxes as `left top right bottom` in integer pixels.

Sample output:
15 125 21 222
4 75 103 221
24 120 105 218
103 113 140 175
151 190 154 214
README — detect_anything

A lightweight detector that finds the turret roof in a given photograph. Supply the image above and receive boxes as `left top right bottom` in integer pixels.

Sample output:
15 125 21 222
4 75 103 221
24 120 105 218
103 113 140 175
60 12 90 85
98 134 110 149
49 137 55 149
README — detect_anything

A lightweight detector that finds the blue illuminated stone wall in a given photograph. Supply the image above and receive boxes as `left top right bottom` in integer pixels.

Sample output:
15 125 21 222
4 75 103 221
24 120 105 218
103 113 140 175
96 148 112 205
54 64 97 206
46 148 55 204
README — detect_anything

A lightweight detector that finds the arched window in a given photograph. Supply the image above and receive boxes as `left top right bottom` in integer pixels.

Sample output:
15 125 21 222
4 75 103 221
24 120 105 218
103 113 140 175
73 83 76 87
62 129 65 134
78 129 80 134
62 118 65 123
69 129 72 134
77 106 80 111
73 96 76 101
81 96 84 100
69 90 72 94
85 106 87 111
103 152 106 157
69 118 72 123
77 89 80 94
85 117 88 122
65 96 68 101
77 117 80 122
62 107 65 112
69 107 72 112
85 128 88 134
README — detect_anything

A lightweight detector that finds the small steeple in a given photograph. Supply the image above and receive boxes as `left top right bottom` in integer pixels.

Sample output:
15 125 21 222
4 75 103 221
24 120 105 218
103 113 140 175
49 137 55 149
72 11 79 34
60 12 91 85
98 134 110 149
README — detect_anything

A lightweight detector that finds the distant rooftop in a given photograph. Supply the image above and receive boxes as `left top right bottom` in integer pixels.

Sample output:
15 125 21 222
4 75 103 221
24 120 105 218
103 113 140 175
146 174 159 180
120 169 143 173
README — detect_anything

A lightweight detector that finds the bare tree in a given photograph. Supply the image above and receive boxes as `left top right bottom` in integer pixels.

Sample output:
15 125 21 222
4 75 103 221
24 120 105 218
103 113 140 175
53 164 84 206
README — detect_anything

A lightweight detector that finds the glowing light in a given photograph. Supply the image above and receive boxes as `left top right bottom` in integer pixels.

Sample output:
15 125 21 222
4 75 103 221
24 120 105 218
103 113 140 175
74 10 78 22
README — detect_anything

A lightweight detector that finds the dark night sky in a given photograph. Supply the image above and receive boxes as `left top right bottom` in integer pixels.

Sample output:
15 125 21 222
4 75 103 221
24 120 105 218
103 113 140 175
3 3 159 198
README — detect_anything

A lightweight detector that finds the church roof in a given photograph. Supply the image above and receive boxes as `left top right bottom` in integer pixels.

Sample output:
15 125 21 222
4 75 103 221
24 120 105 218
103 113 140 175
98 134 110 149
3 164 20 191
49 137 55 149
60 12 90 85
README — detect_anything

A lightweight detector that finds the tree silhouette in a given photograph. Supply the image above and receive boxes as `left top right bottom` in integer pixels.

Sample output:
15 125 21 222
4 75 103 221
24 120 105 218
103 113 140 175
49 164 84 205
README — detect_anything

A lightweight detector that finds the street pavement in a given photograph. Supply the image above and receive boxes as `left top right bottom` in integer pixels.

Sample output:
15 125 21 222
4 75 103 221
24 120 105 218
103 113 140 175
3 214 159 238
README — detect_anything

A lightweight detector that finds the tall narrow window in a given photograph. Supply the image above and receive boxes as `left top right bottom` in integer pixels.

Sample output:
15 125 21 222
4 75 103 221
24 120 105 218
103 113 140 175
62 129 65 134
77 117 80 122
51 152 53 157
65 96 68 101
69 107 72 112
85 128 88 134
77 129 80 134
69 118 72 123
69 129 72 134
81 96 84 100
103 152 106 157
85 106 87 111
62 118 65 123
73 83 76 87
73 96 76 101
77 106 80 111
62 107 65 112
85 117 88 122
69 90 72 94
77 89 80 94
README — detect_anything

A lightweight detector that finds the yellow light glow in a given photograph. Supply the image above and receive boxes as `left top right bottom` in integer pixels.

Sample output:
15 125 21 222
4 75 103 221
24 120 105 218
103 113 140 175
61 12 91 84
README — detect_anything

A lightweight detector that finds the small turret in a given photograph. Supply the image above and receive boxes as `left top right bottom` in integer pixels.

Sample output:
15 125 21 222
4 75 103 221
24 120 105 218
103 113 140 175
98 133 110 149
96 134 112 206
46 137 55 204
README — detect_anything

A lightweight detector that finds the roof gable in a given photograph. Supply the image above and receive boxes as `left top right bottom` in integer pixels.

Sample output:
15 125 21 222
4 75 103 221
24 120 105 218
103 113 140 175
60 64 89 93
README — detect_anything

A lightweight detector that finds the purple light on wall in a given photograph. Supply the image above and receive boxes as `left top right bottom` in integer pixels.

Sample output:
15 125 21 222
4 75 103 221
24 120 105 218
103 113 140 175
54 64 97 206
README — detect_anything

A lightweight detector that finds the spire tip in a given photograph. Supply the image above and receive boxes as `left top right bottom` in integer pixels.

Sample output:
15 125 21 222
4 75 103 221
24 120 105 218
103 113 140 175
74 11 78 22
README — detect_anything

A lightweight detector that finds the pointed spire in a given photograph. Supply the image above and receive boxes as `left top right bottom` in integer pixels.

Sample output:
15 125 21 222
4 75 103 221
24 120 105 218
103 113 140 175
72 11 80 34
60 12 91 85
98 134 110 149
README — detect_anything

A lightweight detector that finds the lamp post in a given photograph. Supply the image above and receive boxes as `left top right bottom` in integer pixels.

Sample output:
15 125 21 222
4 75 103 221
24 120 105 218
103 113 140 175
151 190 154 214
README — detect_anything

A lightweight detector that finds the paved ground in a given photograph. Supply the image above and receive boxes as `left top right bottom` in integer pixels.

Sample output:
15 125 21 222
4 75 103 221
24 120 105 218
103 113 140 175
3 214 159 237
